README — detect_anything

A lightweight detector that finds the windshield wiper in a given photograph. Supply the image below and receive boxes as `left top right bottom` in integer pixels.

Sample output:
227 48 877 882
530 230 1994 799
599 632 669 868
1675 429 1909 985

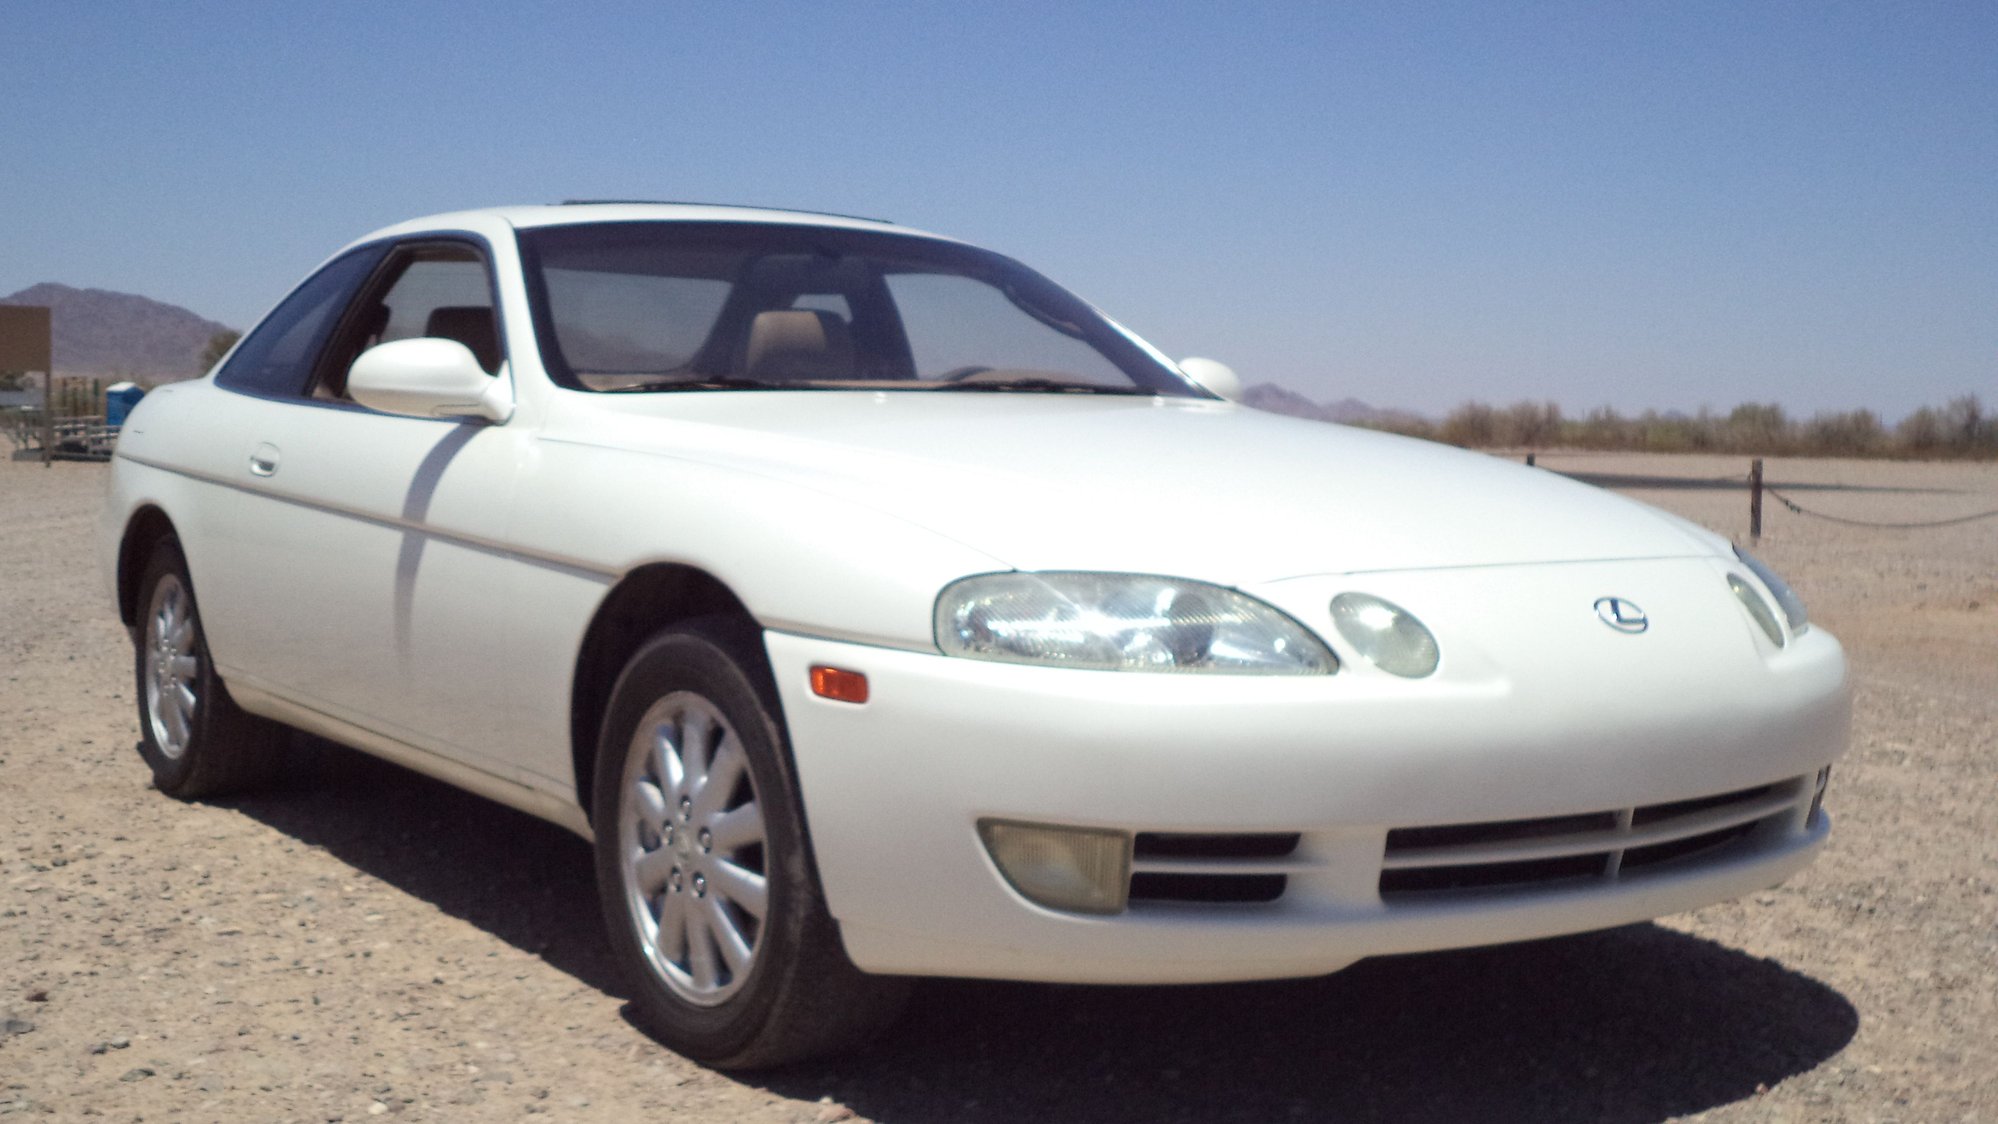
598 375 789 393
929 378 1156 395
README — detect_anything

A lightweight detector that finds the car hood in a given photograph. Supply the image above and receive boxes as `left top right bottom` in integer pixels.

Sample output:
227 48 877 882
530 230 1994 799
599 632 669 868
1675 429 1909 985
558 392 1722 584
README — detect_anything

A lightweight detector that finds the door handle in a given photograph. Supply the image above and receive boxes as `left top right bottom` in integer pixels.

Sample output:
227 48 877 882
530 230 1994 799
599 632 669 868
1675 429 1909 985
249 443 281 477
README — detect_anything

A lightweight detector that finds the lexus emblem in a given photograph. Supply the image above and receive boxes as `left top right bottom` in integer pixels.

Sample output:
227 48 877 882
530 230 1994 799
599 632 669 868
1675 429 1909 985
1594 597 1648 633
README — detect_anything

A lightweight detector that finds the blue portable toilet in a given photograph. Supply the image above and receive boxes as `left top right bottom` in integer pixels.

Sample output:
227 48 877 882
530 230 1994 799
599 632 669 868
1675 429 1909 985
106 382 145 427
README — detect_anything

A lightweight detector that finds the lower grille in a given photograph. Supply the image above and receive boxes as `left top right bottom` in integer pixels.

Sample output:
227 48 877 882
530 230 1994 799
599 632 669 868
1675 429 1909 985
1128 832 1300 906
1379 777 1807 900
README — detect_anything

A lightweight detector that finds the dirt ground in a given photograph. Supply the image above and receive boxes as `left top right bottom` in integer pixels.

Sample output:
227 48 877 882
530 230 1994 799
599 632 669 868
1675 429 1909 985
3 448 1994 1123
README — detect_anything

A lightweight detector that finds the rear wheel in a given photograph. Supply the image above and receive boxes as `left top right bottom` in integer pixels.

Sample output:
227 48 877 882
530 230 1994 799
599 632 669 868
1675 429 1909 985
593 620 908 1068
132 539 287 797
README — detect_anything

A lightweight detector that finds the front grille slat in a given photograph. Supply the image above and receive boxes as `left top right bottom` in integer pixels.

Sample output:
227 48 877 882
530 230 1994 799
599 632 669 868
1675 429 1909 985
1380 786 1803 871
1128 831 1300 906
1129 858 1305 876
1378 776 1809 901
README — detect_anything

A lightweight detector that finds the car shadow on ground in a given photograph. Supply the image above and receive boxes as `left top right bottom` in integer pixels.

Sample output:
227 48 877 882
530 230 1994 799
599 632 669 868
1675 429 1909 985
227 740 1858 1124
224 737 627 997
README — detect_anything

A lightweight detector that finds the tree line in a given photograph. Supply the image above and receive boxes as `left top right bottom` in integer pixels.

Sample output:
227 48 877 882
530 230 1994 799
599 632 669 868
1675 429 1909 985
1356 396 1997 459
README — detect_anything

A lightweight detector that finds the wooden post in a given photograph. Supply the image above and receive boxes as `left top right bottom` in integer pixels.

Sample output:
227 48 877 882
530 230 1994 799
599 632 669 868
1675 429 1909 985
1749 458 1764 542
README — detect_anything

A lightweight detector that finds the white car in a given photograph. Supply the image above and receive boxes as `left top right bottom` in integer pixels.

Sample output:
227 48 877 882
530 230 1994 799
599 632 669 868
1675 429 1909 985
101 203 1848 1067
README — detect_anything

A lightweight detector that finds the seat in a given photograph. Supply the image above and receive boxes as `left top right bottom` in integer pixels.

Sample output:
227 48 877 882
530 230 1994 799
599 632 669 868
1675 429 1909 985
424 306 501 373
741 309 854 381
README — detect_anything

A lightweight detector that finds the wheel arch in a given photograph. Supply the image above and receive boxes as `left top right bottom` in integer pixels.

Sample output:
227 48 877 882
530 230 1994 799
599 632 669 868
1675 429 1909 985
117 506 181 628
570 563 765 822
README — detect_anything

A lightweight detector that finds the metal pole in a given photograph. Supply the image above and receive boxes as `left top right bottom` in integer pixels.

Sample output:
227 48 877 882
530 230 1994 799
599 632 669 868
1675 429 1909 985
42 368 53 467
1749 458 1763 542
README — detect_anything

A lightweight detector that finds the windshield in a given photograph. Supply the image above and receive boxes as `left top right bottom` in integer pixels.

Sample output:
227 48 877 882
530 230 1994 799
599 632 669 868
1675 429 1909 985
516 221 1203 397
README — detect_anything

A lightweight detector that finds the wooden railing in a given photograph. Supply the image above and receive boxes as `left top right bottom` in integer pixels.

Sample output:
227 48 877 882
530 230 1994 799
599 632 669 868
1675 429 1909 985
2 409 120 461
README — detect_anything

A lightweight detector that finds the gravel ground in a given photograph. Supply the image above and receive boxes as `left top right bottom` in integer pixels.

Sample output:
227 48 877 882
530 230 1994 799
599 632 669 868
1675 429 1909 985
2 449 1994 1123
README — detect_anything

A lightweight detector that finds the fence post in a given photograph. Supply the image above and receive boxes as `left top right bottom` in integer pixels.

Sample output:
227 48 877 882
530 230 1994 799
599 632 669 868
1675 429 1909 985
1749 458 1764 542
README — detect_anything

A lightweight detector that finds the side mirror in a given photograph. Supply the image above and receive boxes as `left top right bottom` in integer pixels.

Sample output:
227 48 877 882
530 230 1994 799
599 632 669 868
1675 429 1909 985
1177 357 1241 401
347 338 513 423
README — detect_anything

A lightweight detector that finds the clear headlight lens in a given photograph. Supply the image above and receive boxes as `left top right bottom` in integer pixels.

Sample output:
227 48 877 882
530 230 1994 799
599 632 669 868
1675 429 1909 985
1329 592 1440 678
1733 546 1809 633
1728 573 1787 648
935 572 1337 674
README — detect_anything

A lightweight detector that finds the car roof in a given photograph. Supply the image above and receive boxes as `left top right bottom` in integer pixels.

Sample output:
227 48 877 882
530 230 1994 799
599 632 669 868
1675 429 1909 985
353 202 950 246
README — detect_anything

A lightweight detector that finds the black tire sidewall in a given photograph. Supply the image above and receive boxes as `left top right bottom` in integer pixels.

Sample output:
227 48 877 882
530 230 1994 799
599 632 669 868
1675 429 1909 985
591 622 817 1062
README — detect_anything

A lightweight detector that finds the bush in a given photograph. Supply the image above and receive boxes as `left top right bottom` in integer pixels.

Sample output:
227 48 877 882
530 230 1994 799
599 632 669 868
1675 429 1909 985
1426 395 1991 460
1438 401 1500 447
1805 409 1885 457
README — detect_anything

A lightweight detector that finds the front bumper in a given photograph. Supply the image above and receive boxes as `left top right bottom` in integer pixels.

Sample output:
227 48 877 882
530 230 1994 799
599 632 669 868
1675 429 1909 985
764 562 1849 984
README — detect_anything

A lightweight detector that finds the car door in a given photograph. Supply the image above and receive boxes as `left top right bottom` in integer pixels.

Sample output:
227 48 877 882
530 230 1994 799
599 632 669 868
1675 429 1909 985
199 238 529 777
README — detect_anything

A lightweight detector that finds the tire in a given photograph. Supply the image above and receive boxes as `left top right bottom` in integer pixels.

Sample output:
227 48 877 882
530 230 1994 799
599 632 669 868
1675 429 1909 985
592 619 909 1068
132 538 288 798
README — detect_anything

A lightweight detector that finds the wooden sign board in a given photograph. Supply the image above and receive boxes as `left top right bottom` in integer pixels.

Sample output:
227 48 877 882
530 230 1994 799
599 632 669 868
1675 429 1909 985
0 305 53 371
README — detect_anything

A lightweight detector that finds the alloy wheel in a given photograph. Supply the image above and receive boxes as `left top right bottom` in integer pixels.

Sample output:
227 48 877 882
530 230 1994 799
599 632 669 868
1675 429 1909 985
618 691 769 1005
144 574 200 760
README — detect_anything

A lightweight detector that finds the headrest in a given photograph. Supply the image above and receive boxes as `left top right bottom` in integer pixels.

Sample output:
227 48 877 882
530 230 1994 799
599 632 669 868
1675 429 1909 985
424 306 500 373
742 309 854 380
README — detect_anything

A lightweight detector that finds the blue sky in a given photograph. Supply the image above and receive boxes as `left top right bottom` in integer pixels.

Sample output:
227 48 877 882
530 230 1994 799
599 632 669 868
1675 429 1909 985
3 1 1991 418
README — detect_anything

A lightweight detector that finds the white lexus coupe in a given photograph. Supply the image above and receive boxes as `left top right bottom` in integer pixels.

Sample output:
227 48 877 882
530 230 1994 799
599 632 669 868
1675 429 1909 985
101 203 1848 1067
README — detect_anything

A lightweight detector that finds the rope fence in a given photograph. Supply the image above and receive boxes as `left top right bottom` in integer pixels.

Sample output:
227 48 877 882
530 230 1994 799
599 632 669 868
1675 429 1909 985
1763 486 1998 530
1523 454 1998 539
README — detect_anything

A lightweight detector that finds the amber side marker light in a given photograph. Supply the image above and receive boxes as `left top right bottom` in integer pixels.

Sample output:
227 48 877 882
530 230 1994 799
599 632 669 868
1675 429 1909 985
809 665 870 704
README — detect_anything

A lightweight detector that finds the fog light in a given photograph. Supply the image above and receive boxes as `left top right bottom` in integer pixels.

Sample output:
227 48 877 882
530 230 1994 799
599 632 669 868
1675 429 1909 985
978 820 1130 915
1329 592 1440 678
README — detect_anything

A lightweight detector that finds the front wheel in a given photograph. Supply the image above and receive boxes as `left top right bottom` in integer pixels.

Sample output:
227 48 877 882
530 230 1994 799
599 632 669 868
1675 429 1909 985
132 538 287 797
592 620 908 1068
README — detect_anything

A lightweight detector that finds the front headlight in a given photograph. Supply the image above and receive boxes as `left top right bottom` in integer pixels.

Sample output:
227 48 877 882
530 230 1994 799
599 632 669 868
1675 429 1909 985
1733 546 1809 633
935 572 1337 674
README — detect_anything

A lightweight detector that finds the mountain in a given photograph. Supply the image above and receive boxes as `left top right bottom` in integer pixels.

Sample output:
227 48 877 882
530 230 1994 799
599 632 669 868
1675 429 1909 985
1240 382 1427 428
0 283 234 382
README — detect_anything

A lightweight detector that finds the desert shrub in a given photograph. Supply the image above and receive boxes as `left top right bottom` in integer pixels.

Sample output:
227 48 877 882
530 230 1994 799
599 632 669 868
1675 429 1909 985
1897 406 1945 454
1724 402 1790 453
1570 406 1630 450
1938 394 1997 456
1634 410 1708 453
1804 409 1885 456
1438 401 1499 447
1499 400 1563 448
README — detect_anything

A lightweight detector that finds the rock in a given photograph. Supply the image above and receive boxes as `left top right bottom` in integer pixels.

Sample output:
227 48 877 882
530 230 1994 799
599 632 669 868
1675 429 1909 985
118 1067 155 1082
1 1018 34 1039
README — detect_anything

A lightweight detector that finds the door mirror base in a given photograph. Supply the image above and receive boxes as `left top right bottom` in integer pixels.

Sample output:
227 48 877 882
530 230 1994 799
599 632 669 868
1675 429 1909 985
1177 357 1242 401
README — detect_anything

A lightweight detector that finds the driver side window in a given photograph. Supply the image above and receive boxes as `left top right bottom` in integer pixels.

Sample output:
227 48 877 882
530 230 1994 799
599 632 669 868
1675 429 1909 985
313 241 501 401
214 247 385 399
